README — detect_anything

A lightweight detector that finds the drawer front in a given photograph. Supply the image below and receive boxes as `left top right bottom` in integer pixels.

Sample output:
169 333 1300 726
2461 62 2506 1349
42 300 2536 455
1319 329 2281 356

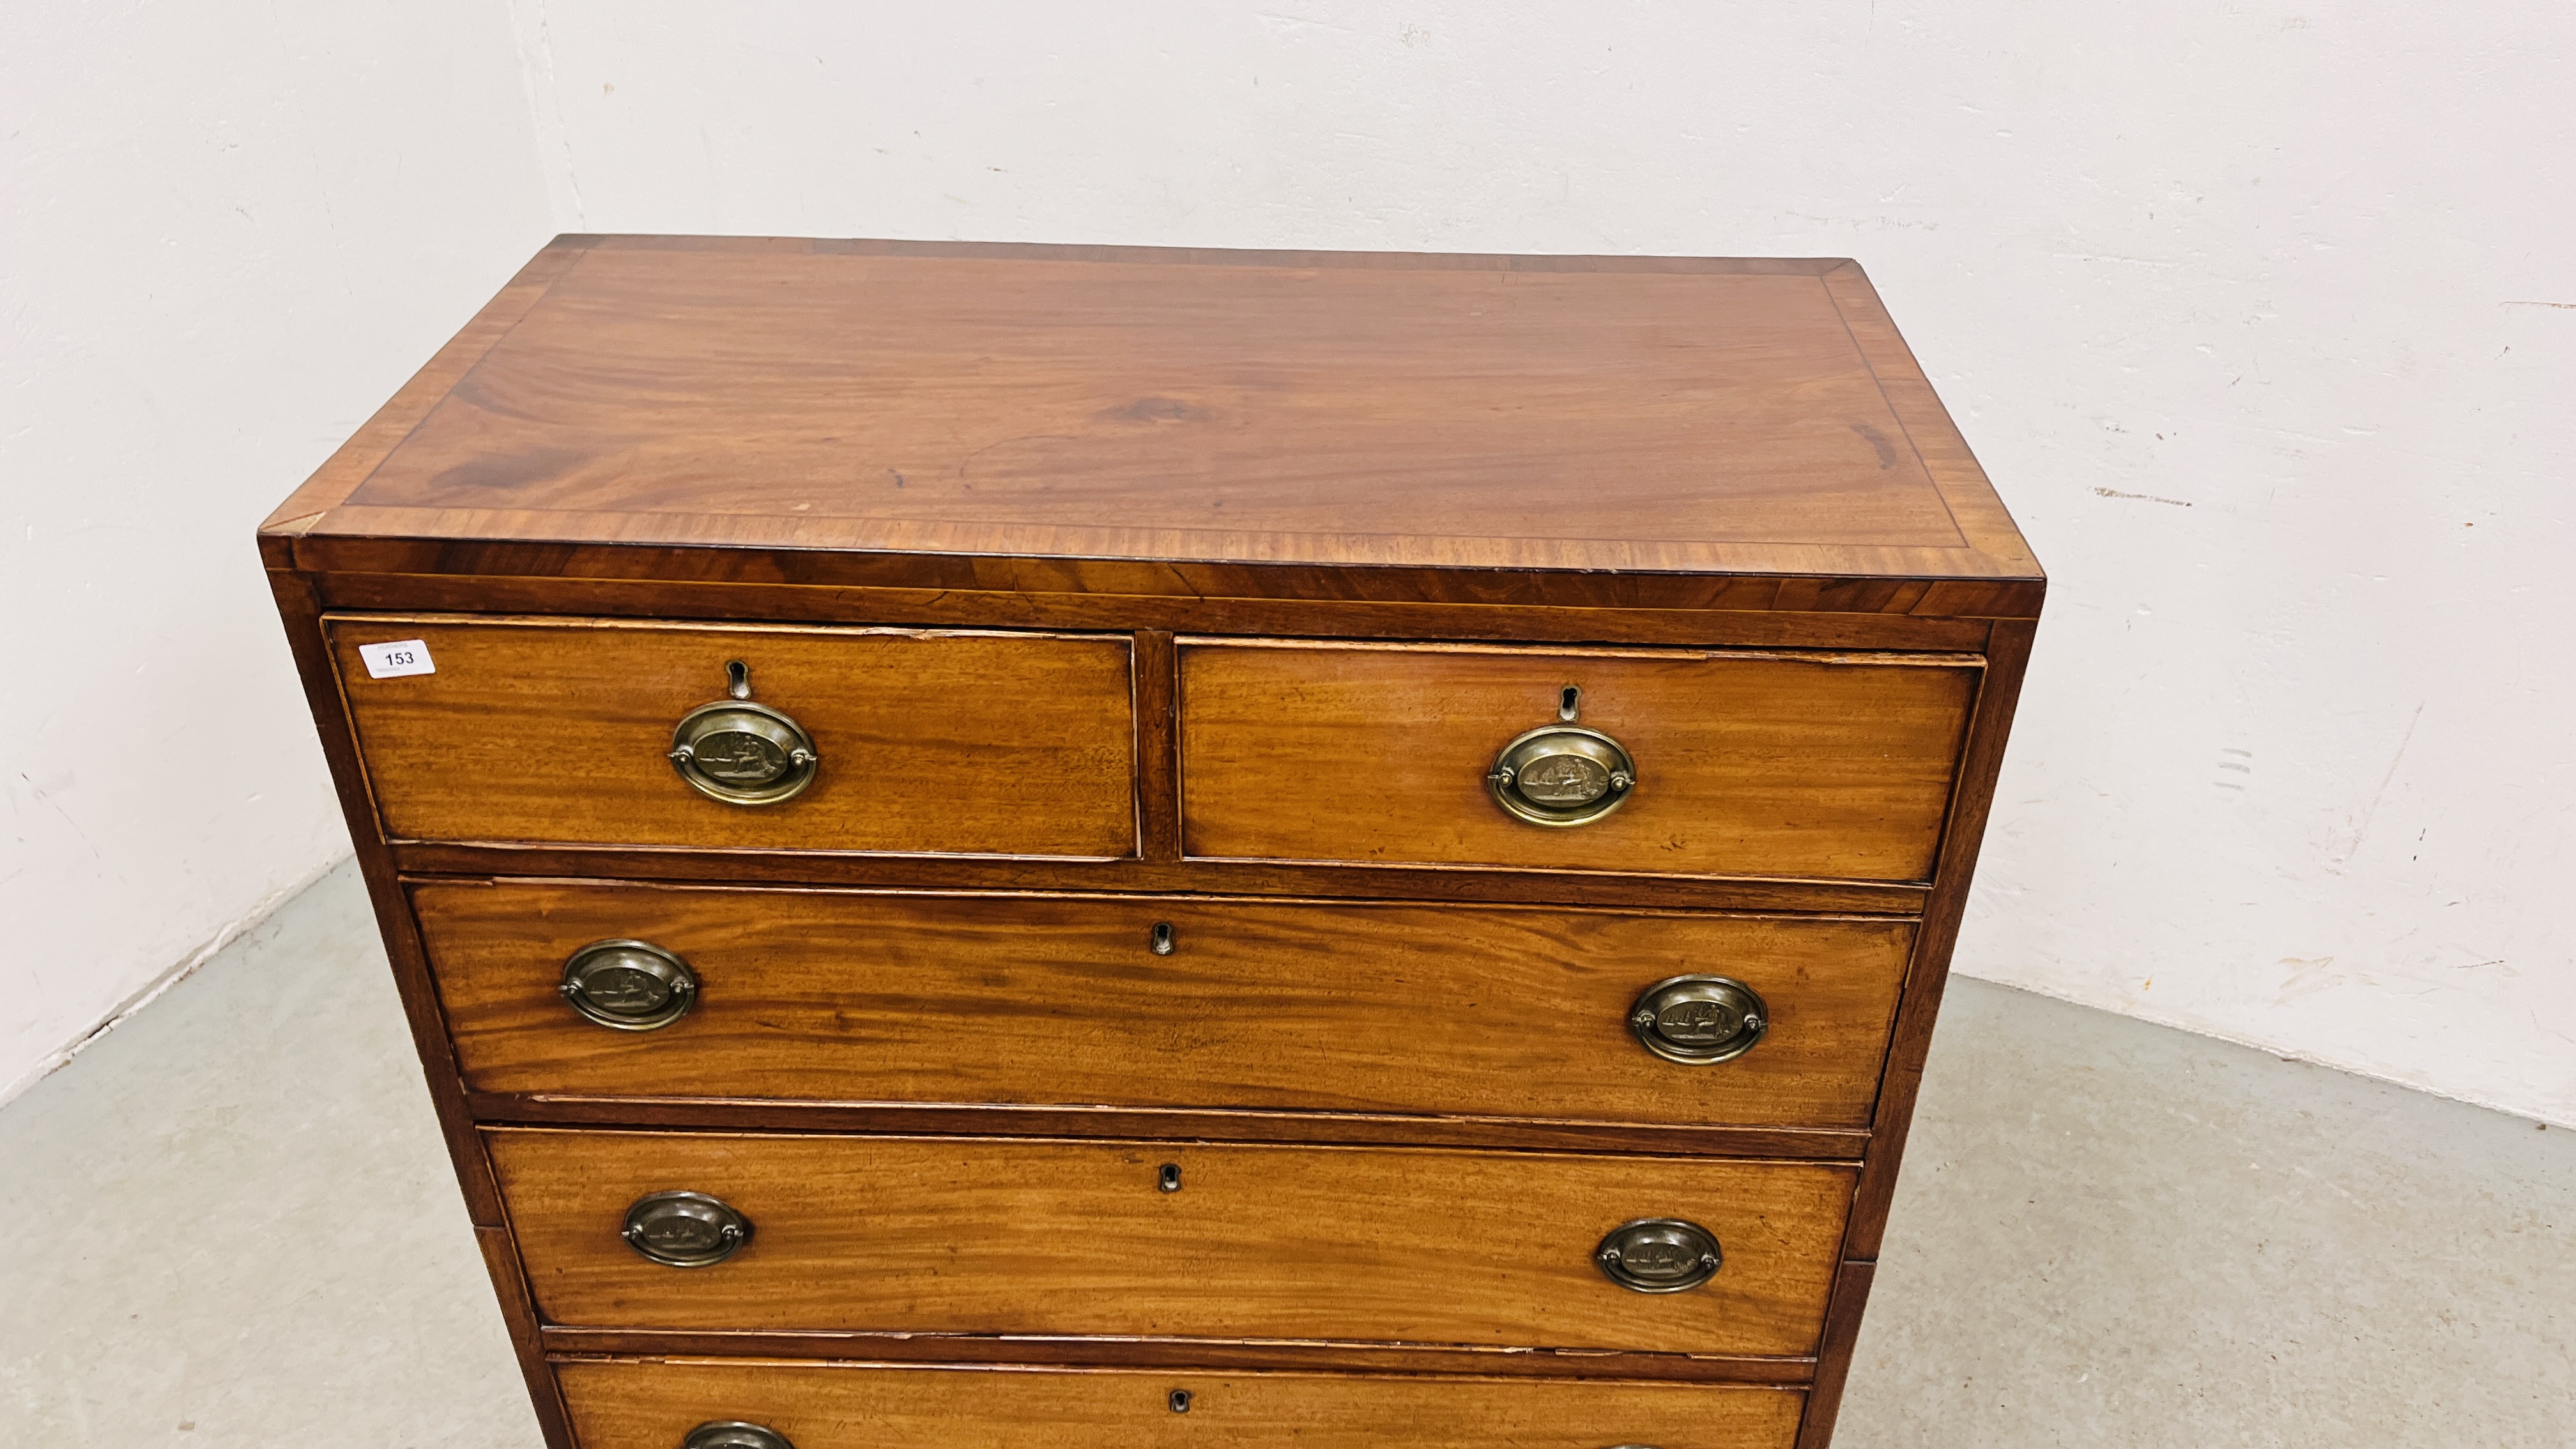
1179 641 1977 881
328 618 1135 856
557 1359 1806 1449
492 1131 1851 1356
421 882 1913 1130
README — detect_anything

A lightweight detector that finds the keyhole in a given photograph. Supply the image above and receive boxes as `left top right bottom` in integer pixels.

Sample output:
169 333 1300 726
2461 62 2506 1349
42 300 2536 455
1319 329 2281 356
725 659 752 700
1158 1162 1182 1193
1168 1390 1193 1414
1150 921 1176 956
1559 685 1581 721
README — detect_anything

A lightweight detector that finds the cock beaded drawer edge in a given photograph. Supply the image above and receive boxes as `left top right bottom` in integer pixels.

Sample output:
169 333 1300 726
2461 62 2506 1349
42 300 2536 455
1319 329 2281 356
259 236 2042 1449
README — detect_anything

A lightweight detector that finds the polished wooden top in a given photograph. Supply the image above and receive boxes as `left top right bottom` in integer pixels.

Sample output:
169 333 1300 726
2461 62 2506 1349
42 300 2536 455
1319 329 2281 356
263 235 2039 615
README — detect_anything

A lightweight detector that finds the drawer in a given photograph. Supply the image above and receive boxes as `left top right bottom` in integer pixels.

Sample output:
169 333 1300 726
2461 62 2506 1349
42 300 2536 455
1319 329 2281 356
328 617 1135 856
556 1359 1807 1449
420 882 1913 1130
491 1131 1852 1356
1179 641 1977 881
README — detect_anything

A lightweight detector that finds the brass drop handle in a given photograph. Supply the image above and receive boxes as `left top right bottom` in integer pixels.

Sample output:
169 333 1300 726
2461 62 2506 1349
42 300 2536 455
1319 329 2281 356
684 1424 795 1449
560 939 700 1031
1629 976 1768 1064
623 1190 753 1268
668 659 820 806
1487 724 1636 827
1595 1218 1722 1293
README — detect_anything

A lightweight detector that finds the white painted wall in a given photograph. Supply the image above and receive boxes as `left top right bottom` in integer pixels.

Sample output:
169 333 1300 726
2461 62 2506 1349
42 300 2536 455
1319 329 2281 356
0 4 553 1101
499 1 2576 1124
12 2 2572 1125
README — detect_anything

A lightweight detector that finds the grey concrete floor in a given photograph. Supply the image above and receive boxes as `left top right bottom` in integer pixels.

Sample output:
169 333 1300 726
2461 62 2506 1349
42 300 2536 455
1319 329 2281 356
3 862 2570 1446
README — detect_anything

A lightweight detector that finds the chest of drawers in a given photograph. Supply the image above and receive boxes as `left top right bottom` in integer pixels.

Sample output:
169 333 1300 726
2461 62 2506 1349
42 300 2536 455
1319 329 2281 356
261 236 2040 1449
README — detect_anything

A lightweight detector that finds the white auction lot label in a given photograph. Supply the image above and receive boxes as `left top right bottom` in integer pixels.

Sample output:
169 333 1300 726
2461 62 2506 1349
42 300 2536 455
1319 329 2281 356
357 639 435 678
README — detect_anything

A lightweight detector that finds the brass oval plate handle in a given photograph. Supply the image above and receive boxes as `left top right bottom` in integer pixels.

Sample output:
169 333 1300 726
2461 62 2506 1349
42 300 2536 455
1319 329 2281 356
1594 1218 1722 1293
684 1423 795 1449
1628 975 1768 1065
623 1190 753 1268
668 663 819 806
1486 724 1636 827
560 939 700 1031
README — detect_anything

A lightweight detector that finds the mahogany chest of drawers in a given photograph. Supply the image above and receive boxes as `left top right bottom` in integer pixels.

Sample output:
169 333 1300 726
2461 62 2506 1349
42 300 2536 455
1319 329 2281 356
261 236 2041 1449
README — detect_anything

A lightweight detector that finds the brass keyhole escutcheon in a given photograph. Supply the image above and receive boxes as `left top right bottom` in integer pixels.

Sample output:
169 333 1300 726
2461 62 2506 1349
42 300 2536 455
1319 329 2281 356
684 1423 796 1449
622 1190 753 1268
1628 976 1768 1065
1487 724 1636 827
1594 1218 1722 1294
668 659 820 807
560 939 700 1031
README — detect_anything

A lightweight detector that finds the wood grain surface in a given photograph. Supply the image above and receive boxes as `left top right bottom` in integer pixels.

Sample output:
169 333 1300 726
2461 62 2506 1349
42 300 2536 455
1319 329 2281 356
327 616 1135 856
539 1330 1816 1384
263 236 2039 607
262 235 2044 1449
312 571 2005 650
553 1358 1807 1449
1793 1260 1878 1449
468 1094 1867 1163
490 1130 1853 1358
415 881 1914 1130
288 537 2041 618
1841 615 2041 1263
1180 641 1975 882
257 236 594 557
267 574 581 1448
393 845 1931 916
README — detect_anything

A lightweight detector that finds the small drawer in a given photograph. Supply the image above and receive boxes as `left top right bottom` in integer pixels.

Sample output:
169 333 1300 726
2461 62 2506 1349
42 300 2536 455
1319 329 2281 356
327 617 1135 857
491 1130 1852 1357
419 882 1913 1130
556 1359 1807 1449
1179 640 1977 882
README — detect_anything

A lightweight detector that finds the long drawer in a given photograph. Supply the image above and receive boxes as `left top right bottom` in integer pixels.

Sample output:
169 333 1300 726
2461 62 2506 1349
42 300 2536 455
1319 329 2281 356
492 1130 1853 1357
328 617 1137 857
556 1359 1807 1449
421 882 1914 1130
1179 640 1978 882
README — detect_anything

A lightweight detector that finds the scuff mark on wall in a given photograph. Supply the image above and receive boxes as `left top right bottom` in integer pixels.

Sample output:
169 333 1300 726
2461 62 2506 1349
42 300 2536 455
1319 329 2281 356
2093 486 2193 506
2278 956 2341 1002
2324 702 2426 873
507 0 587 226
